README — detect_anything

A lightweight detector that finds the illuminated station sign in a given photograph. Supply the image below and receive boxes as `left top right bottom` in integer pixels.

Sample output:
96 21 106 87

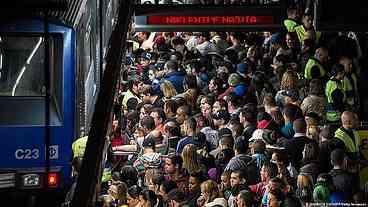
147 15 274 25
134 5 284 31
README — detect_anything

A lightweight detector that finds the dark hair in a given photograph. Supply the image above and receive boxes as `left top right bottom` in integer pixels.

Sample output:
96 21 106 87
293 118 307 133
238 190 254 207
151 108 166 122
120 166 138 187
186 117 197 131
232 169 247 181
262 162 278 179
330 149 345 166
302 142 319 163
234 136 249 154
152 174 165 186
127 79 140 91
127 98 138 111
273 151 290 166
183 74 198 90
161 180 178 194
171 36 185 46
309 79 324 96
128 185 141 199
141 116 155 131
240 108 256 123
330 63 345 77
167 189 186 203
219 135 234 149
283 104 302 122
190 172 208 184
164 99 177 114
229 119 244 138
165 60 178 71
140 190 157 207
168 154 183 169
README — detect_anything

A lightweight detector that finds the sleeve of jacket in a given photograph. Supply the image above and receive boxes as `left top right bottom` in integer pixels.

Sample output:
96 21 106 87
331 89 345 112
310 65 321 79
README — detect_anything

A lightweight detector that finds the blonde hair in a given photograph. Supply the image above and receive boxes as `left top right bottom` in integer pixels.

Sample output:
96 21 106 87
280 70 298 90
297 174 313 188
160 81 177 98
183 89 198 109
181 144 201 175
201 180 219 202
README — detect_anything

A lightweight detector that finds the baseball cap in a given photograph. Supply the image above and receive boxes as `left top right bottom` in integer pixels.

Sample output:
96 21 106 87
218 128 233 138
213 110 230 122
142 137 156 148
141 52 152 60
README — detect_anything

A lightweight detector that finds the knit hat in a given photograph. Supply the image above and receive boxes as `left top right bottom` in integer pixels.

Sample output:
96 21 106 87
237 63 248 74
228 73 242 87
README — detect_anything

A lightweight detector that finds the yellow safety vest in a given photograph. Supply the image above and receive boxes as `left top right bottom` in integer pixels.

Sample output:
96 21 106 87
335 128 360 153
343 73 358 106
121 89 140 110
304 58 326 80
283 19 299 32
325 79 345 122
72 136 88 158
294 25 321 44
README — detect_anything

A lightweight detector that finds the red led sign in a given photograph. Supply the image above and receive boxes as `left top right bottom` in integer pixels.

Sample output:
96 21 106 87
147 15 274 25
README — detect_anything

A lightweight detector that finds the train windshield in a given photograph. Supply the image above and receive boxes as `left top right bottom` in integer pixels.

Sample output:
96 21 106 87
0 36 45 96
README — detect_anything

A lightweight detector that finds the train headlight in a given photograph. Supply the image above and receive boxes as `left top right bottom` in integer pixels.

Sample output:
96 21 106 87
22 174 40 187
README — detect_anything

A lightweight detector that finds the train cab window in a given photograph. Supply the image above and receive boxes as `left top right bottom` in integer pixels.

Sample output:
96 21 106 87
0 35 63 125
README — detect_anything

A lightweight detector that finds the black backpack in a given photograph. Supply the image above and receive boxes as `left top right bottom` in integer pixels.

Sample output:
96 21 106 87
238 155 260 185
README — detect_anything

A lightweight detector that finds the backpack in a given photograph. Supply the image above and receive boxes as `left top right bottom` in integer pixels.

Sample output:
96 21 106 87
239 155 260 185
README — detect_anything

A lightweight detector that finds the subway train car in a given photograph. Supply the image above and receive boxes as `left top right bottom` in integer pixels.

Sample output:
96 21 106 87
0 0 119 200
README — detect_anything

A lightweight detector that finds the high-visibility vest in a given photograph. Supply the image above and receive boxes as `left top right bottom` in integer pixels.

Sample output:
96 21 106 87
284 19 299 32
343 73 358 106
335 128 360 153
121 89 140 109
72 136 88 158
325 79 345 122
304 58 326 80
295 25 321 44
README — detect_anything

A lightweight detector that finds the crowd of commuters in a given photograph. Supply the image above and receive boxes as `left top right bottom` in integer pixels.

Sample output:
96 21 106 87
68 2 368 207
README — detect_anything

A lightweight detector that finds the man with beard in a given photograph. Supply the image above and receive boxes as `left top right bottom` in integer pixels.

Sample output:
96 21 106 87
228 170 250 207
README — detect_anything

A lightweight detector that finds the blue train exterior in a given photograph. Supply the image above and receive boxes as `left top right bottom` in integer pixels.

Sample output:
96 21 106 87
0 19 75 191
0 0 119 194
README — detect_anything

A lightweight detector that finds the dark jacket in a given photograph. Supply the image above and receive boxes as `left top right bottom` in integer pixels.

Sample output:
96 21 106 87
164 71 186 93
285 135 311 170
225 154 260 185
319 139 345 173
300 160 320 183
329 168 358 201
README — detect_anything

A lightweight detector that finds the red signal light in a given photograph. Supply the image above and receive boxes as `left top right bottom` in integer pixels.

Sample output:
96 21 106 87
47 173 59 187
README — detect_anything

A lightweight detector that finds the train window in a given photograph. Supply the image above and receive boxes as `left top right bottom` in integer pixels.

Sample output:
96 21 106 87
0 35 63 125
0 36 45 96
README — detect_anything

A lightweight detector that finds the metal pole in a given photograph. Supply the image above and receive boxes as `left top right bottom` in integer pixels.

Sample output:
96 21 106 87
70 0 134 206
43 10 51 191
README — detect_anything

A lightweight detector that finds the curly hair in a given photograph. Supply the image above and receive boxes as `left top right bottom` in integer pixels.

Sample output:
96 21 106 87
280 70 298 90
